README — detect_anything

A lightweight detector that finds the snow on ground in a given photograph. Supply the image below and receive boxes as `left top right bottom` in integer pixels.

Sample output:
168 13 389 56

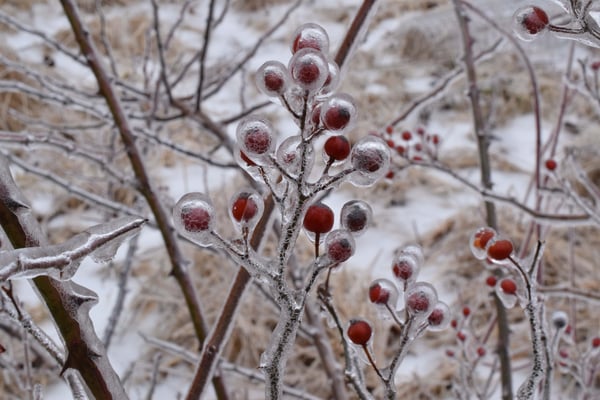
1 0 594 398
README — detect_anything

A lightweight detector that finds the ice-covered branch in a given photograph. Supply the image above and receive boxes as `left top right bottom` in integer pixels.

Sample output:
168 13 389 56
0 216 145 281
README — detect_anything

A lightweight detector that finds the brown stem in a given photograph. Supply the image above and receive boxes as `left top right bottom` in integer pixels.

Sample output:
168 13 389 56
452 2 512 399
57 1 227 398
0 158 127 399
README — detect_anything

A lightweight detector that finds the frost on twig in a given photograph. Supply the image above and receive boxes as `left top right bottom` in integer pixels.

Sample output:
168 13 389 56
0 216 145 281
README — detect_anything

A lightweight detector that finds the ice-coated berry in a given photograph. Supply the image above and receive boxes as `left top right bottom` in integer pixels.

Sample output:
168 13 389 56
340 200 372 236
256 61 289 97
368 279 398 306
427 302 451 331
173 192 215 246
289 48 328 92
500 278 517 295
325 229 355 263
324 135 351 161
230 191 262 226
486 275 497 287
347 319 372 346
552 311 568 330
349 135 391 186
291 23 329 54
470 227 496 260
592 337 600 348
514 6 549 41
405 282 437 317
392 254 419 283
303 202 334 234
237 117 275 159
487 239 513 261
321 94 356 132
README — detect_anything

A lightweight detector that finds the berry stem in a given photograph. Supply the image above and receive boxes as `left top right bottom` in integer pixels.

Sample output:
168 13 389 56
314 232 321 258
361 344 385 381
385 302 404 328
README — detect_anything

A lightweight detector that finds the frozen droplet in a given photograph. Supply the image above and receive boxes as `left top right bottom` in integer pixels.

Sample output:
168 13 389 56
173 193 215 247
321 93 357 133
398 245 424 267
291 23 330 55
427 301 451 331
228 189 264 232
288 48 329 93
391 253 420 285
349 135 391 187
485 236 514 265
404 282 437 320
552 311 568 331
236 117 276 164
87 216 143 264
513 6 549 42
496 278 519 308
340 200 372 236
324 229 355 264
256 60 290 97
469 227 496 260
276 135 314 178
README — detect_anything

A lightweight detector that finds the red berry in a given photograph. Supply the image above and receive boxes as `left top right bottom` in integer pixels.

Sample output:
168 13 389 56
237 119 274 156
477 347 486 357
486 276 497 287
341 201 371 234
323 105 351 131
500 278 517 295
450 319 458 329
431 134 440 145
264 71 285 93
446 349 455 357
545 159 557 171
385 139 395 148
473 228 495 250
407 291 430 313
395 145 405 155
369 282 390 304
416 127 425 136
456 331 467 342
401 131 412 141
559 348 569 358
428 308 445 326
592 61 600 71
487 239 514 261
592 337 600 348
521 6 549 35
324 135 351 161
326 234 354 263
392 258 416 281
347 319 372 346
462 306 471 318
303 203 334 234
295 62 320 85
385 125 394 135
181 206 211 232
385 170 394 179
231 194 258 222
291 23 329 54
414 143 423 152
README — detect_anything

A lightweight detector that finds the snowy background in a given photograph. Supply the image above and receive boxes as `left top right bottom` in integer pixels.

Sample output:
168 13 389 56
1 0 600 398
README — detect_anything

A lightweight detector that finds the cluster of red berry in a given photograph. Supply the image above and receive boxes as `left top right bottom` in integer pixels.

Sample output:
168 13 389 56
445 306 487 361
347 245 450 362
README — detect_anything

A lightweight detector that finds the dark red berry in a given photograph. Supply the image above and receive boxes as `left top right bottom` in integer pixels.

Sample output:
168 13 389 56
264 71 285 93
244 128 272 155
401 131 412 141
293 61 321 86
323 105 351 131
327 237 353 263
456 331 467 342
477 347 486 357
592 61 600 71
347 319 372 346
462 306 471 318
392 259 415 281
407 291 430 313
385 125 393 135
486 276 497 287
500 279 517 295
446 349 455 357
488 240 513 261
324 135 351 161
521 6 549 35
545 159 557 171
592 337 600 348
303 203 334 234
181 206 211 232
369 283 390 304
428 308 445 326
231 194 258 222
450 319 458 329
344 208 368 233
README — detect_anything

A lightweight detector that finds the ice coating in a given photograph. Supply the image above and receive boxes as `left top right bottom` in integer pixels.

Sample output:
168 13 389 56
173 192 215 247
404 282 437 320
427 301 451 331
0 217 145 281
340 200 372 236
256 60 290 97
276 135 315 178
291 23 330 55
320 93 357 133
368 278 398 308
289 48 329 93
349 135 391 187
228 189 264 232
324 229 355 264
236 117 276 164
